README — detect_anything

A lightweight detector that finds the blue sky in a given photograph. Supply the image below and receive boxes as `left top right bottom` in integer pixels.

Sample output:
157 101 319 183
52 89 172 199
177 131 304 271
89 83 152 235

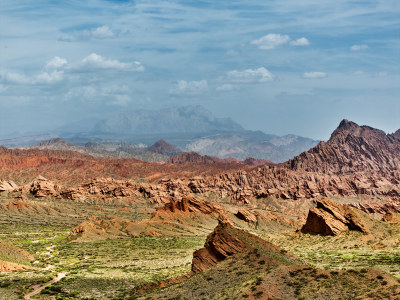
0 0 399 140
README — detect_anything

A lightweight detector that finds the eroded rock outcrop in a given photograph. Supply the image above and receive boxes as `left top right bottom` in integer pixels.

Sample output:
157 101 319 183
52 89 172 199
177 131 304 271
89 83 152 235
29 176 58 198
0 180 18 192
191 220 289 273
301 198 367 235
235 208 257 223
192 222 248 273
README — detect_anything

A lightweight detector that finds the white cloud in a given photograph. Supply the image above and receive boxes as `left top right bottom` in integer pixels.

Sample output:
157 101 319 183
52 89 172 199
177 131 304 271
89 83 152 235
216 84 237 91
1 71 30 84
35 71 64 84
59 25 116 42
302 72 327 79
66 86 97 101
91 26 115 39
251 34 290 50
170 80 208 94
45 56 68 70
227 67 274 83
0 69 64 85
351 44 368 51
290 37 310 46
79 53 144 71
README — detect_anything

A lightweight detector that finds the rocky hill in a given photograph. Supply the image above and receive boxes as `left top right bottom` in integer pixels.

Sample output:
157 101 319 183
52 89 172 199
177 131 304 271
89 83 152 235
146 139 181 156
286 119 400 174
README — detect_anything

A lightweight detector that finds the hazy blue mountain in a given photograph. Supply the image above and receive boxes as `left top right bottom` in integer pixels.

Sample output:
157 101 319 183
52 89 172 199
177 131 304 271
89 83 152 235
93 106 244 136
1 106 319 163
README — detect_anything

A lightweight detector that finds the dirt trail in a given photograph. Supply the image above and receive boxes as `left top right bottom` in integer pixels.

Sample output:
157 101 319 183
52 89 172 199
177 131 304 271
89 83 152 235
24 272 66 300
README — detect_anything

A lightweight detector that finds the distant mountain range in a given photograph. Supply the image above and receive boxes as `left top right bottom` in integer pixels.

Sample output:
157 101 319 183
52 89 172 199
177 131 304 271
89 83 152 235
0 105 319 163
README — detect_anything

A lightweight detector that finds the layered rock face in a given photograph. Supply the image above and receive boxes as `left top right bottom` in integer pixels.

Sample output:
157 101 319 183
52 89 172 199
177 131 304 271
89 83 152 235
192 222 248 273
235 208 257 223
301 198 367 235
286 119 400 174
152 196 226 219
191 221 291 273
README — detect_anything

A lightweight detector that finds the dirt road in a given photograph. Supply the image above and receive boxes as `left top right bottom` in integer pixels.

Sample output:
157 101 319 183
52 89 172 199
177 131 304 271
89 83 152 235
24 272 66 299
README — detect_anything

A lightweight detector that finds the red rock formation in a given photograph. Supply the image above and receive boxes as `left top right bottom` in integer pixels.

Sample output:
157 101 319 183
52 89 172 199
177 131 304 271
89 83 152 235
235 208 257 223
192 221 248 272
168 152 241 164
152 196 226 219
285 119 400 174
301 198 367 235
29 176 59 198
243 157 270 166
191 221 288 273
350 200 400 215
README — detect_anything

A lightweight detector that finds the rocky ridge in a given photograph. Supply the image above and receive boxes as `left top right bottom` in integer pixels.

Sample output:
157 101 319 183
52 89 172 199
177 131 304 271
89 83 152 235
286 119 400 174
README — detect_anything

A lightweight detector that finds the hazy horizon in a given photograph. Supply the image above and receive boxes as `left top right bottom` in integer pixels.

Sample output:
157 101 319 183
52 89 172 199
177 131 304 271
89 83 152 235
1 0 399 140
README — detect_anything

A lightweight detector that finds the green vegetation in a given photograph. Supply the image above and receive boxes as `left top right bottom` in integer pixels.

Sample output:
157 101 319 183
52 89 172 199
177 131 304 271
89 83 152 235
0 221 205 299
1 193 400 299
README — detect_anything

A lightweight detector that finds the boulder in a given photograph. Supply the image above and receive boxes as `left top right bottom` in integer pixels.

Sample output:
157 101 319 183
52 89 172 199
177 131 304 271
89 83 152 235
29 176 58 198
301 198 367 235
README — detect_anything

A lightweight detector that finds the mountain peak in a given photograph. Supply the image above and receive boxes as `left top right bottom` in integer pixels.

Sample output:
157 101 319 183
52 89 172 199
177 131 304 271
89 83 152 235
337 119 359 131
147 139 181 156
286 120 400 174
36 138 71 147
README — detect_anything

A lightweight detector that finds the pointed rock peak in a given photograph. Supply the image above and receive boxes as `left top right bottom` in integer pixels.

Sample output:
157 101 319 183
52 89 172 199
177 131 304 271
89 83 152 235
393 129 400 139
147 139 181 156
337 119 360 131
151 139 168 146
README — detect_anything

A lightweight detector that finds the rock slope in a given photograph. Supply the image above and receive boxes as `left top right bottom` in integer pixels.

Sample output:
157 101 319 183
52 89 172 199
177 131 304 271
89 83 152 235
286 119 400 174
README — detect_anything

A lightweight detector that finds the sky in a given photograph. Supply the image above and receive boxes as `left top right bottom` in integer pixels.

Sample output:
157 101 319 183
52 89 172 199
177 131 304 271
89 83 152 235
0 0 399 140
